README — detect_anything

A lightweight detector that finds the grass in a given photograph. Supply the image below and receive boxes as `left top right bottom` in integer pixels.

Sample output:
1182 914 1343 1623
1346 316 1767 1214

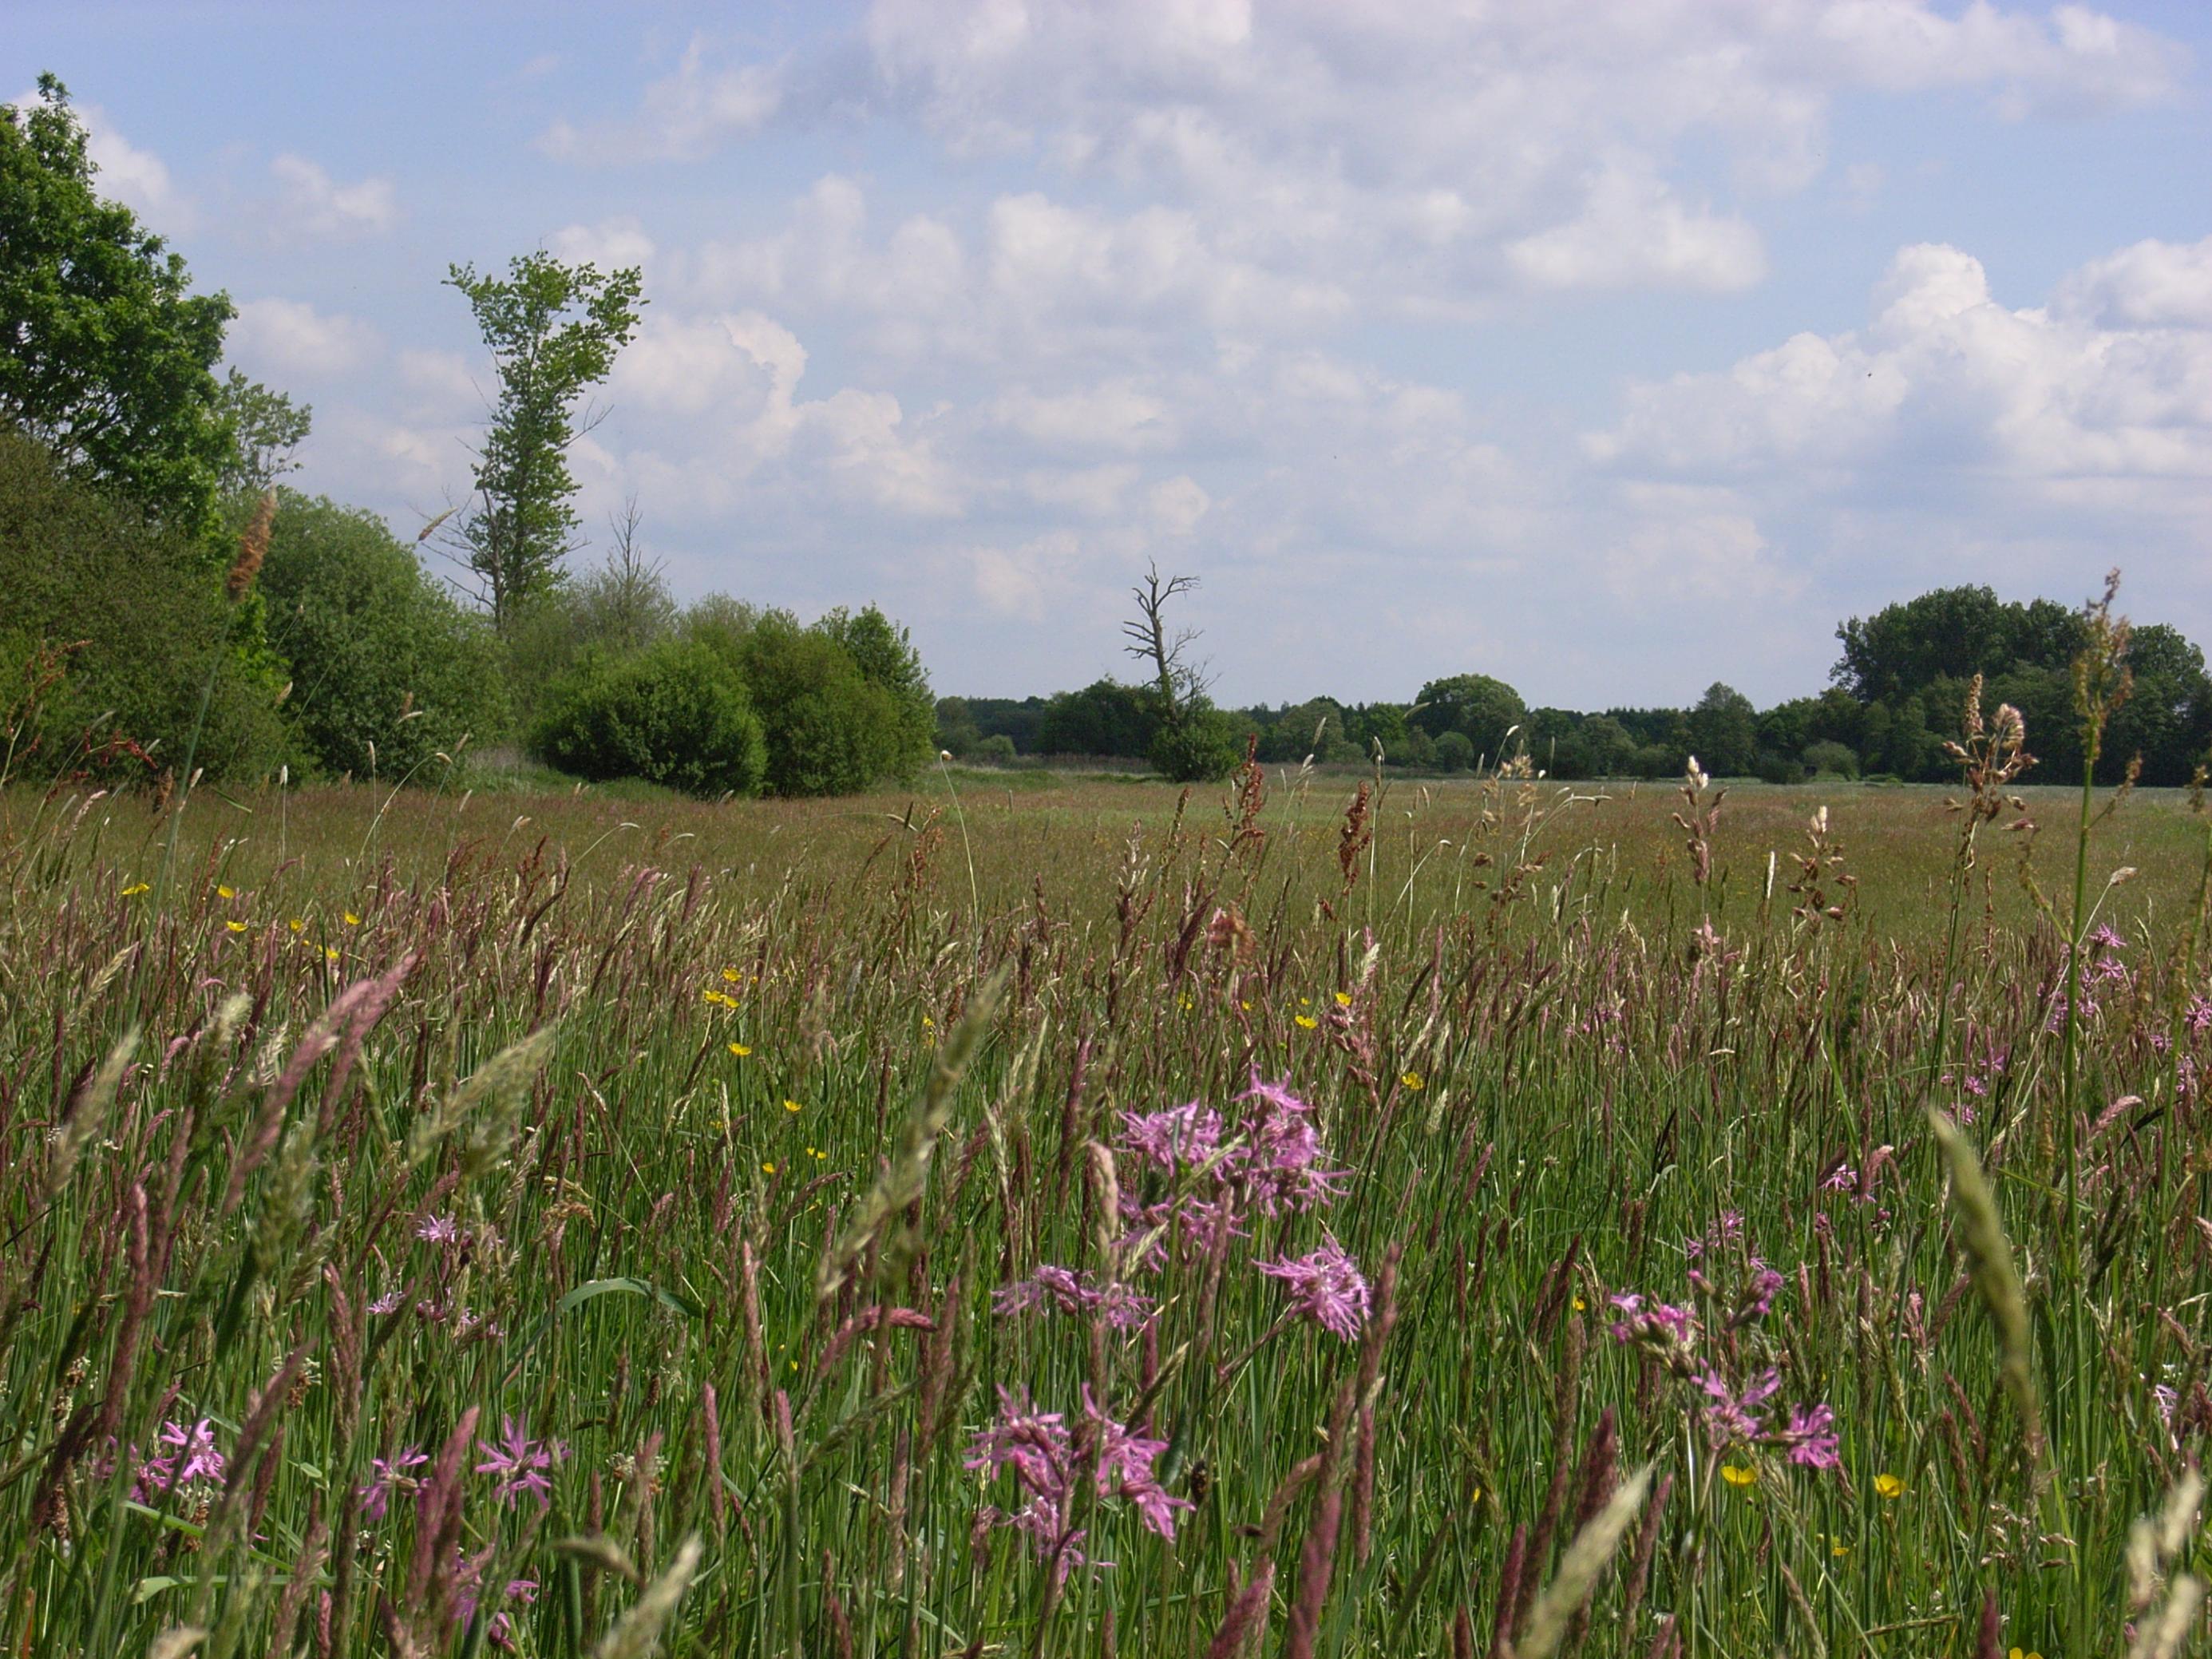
0 753 2205 1657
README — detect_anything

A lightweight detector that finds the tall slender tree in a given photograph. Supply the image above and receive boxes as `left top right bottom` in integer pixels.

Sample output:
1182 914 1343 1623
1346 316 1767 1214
444 251 643 632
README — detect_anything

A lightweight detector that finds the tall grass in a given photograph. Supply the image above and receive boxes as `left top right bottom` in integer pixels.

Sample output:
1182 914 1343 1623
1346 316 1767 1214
0 702 2206 1655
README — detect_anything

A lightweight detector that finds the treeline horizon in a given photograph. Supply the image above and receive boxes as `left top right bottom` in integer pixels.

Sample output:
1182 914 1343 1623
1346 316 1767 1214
939 581 2212 788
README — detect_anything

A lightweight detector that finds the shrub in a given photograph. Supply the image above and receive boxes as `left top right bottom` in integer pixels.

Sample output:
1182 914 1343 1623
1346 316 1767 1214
1432 731 1474 771
1149 705 1245 783
1752 750 1803 785
977 734 1017 765
258 493 508 780
532 639 766 798
0 429 289 782
1802 739 1860 780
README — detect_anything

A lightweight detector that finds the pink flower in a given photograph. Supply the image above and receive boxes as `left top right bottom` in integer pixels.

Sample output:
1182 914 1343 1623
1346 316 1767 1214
358 1446 427 1522
1118 1103 1225 1171
475 1416 564 1508
1240 1075 1349 1214
1083 1387 1191 1540
135 1419 226 1500
1256 1234 1371 1341
1697 1368 1781 1447
417 1214 461 1245
993 1266 1155 1330
1771 1404 1841 1471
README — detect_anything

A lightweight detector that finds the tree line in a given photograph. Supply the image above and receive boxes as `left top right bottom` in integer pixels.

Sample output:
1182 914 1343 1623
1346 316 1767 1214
1 76 936 799
941 581 2210 788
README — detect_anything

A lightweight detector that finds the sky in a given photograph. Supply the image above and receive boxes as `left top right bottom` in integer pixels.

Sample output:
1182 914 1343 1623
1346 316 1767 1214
14 0 2212 711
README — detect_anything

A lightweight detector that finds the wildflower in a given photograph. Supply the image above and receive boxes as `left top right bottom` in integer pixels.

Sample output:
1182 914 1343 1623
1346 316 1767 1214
722 967 741 982
358 1447 427 1522
417 1214 461 1245
1400 1071 1424 1091
475 1416 563 1508
136 1419 226 1501
1609 1293 1696 1348
287 918 304 933
370 1287 406 1317
994 1266 1155 1330
324 947 339 963
1822 1164 1858 1193
783 1099 801 1113
1256 1234 1371 1340
1085 1387 1191 1539
343 911 362 927
1118 1102 1225 1171
1241 1075 1349 1213
217 885 235 900
224 920 247 934
1697 1368 1782 1447
1334 991 1353 1007
1294 1014 1318 1030
1874 1472 1905 1499
451 1550 539 1648
762 1161 777 1175
1720 1463 1755 1488
121 882 150 897
1771 1404 1841 1471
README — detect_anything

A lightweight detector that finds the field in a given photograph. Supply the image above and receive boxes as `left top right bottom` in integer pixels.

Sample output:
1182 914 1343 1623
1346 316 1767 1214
1 762 2206 1658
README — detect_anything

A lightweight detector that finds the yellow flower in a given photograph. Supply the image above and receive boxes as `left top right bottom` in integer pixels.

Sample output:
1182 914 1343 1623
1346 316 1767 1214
1334 991 1353 1007
1239 1000 1252 1012
762 1161 777 1175
323 946 340 962
1720 1464 1755 1488
120 882 150 897
1179 995 1193 1011
1573 1296 1586 1311
722 967 741 983
922 1015 935 1028
728 1042 751 1057
2010 1649 2044 1659
784 1099 801 1113
216 885 235 900
1400 1071 1425 1091
1874 1473 1904 1499
1295 1014 1319 1030
1299 996 1312 1007
224 920 247 934
287 918 304 933
1832 1540 1850 1558
343 911 362 927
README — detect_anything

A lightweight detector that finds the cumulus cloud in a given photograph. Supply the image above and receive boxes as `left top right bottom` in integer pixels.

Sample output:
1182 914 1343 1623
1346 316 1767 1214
550 216 658 273
6 93 195 228
1506 164 1766 294
227 298 380 378
1589 238 2212 486
268 153 398 239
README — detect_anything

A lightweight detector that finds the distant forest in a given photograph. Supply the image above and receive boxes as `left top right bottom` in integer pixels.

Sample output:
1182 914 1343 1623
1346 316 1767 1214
938 584 2212 787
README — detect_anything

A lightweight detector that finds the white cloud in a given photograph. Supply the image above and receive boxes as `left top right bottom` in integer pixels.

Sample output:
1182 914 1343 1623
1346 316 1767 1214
539 34 781 162
227 298 380 378
1506 164 1766 294
1591 238 2212 486
268 153 398 239
6 93 195 229
550 216 658 273
990 380 1179 454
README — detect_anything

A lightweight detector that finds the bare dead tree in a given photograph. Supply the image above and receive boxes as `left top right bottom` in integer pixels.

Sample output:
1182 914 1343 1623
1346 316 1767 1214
1122 561 1213 722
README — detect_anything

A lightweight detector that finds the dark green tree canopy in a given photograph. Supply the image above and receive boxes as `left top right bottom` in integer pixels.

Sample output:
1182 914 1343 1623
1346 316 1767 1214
1410 672 1526 761
0 75 234 537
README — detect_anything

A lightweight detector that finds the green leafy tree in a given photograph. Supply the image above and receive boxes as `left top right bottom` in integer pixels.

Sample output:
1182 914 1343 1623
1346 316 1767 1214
691 607 925 798
1432 730 1474 771
213 370 311 499
0 75 233 537
1688 682 1759 776
1410 672 1526 763
935 695 982 758
257 493 508 779
0 429 287 780
1039 679 1157 758
445 251 643 632
532 638 765 798
817 604 936 779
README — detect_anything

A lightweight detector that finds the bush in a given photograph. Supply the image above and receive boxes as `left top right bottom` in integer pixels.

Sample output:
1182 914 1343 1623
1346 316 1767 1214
532 639 765 798
0 429 289 782
977 734 1017 765
1149 706 1245 783
1802 739 1860 780
1432 731 1474 771
695 608 928 798
258 493 508 780
1752 750 1804 785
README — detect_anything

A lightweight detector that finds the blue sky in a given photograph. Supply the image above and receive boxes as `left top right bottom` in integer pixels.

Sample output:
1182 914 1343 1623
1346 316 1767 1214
14 0 2211 709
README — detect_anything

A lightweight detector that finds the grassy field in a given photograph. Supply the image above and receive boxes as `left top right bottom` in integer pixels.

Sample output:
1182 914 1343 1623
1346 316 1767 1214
1 760 2206 1657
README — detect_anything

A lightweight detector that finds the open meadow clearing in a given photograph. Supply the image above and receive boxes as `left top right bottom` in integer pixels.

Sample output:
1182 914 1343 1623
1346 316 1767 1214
2 765 2208 1657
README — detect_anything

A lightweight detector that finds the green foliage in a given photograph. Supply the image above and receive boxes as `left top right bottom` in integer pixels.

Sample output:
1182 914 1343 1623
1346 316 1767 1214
1039 678 1157 757
0 428 287 780
532 638 765 798
445 251 644 631
1411 671 1526 762
0 76 234 538
1431 729 1474 770
1688 681 1759 776
1802 738 1859 779
257 493 508 780
212 370 311 500
690 605 928 797
935 695 982 758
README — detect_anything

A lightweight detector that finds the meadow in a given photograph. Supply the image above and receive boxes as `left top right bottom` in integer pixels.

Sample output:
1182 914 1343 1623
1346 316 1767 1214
2 751 2207 1657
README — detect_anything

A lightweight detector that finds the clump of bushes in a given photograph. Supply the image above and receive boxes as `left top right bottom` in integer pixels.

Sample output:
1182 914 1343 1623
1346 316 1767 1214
532 639 766 798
